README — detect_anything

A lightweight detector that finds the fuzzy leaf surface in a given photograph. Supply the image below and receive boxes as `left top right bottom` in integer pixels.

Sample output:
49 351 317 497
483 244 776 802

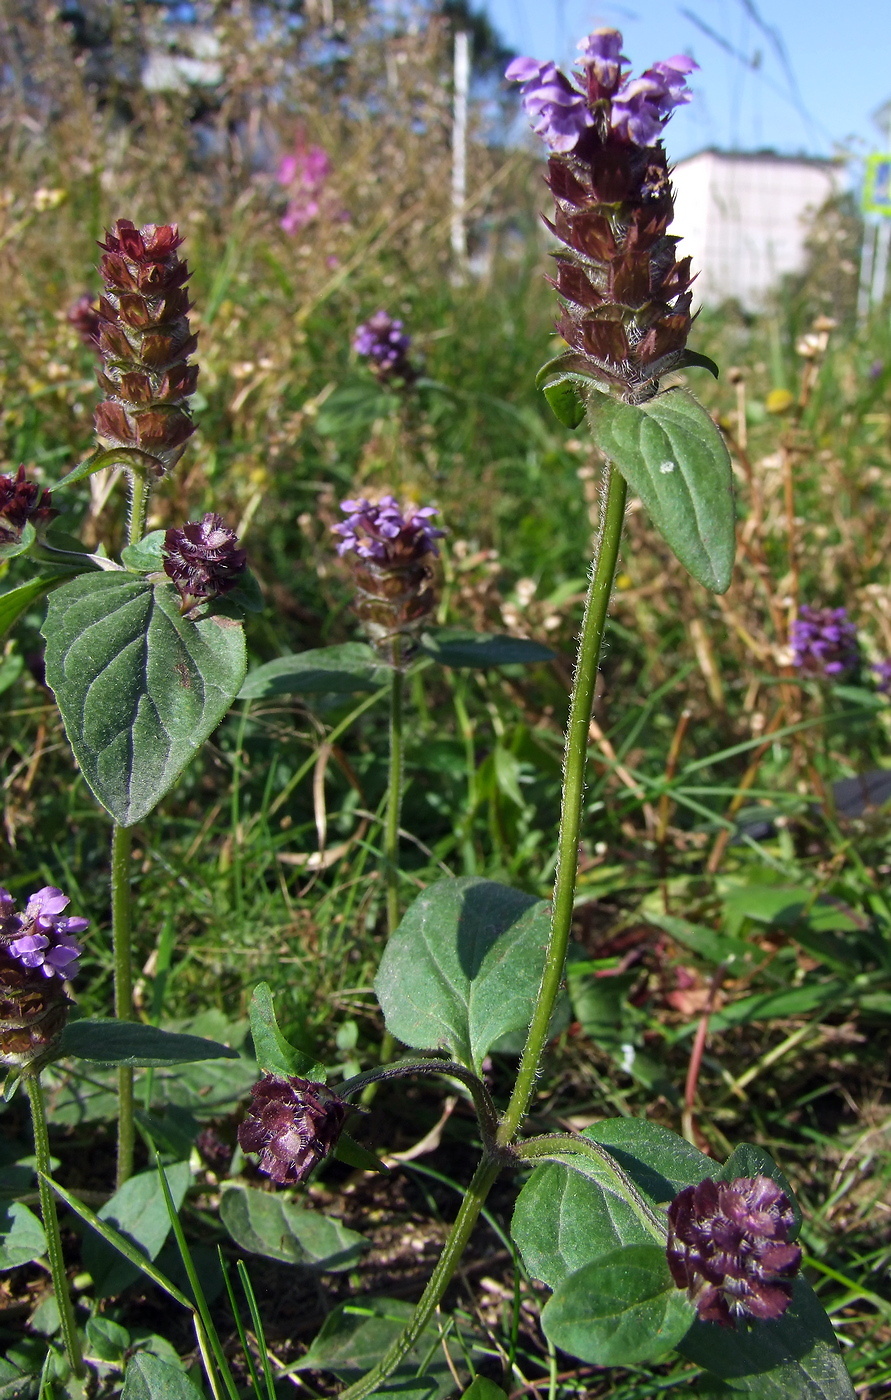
587 387 735 592
541 1244 695 1365
121 1353 205 1400
512 1119 712 1290
679 1279 854 1399
42 572 246 825
374 876 550 1072
220 1186 369 1270
248 982 325 1080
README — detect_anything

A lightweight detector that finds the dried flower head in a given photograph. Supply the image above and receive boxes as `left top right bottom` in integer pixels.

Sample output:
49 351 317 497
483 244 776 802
238 1075 347 1185
94 219 198 476
333 496 443 667
790 606 859 678
353 312 414 382
0 467 55 546
506 30 699 403
0 885 88 1068
67 293 102 350
667 1175 802 1329
162 513 247 613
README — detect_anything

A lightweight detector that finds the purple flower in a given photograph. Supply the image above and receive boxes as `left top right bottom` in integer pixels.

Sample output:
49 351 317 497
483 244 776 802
505 57 594 153
873 660 891 694
238 1075 347 1185
0 466 55 545
163 513 247 612
790 606 859 677
577 28 628 95
506 31 696 153
353 311 413 380
333 496 443 563
667 1175 802 1329
0 885 88 980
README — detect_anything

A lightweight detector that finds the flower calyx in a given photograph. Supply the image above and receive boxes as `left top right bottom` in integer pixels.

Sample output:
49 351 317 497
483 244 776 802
238 1074 348 1185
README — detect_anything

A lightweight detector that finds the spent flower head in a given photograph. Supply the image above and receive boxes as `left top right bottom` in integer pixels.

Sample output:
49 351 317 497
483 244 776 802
238 1074 347 1185
163 513 247 613
353 312 414 382
94 219 198 477
667 1175 802 1328
506 29 699 403
0 466 55 546
790 606 859 678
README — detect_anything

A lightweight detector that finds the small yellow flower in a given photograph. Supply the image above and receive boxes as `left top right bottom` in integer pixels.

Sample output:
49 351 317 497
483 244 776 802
766 388 795 414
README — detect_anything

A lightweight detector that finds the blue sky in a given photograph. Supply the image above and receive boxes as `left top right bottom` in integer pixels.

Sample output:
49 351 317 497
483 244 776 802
480 0 891 165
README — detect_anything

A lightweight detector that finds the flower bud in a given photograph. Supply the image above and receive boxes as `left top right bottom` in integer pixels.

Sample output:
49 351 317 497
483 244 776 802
666 1175 802 1329
0 467 55 546
162 512 247 613
94 220 198 476
333 496 444 668
238 1075 347 1185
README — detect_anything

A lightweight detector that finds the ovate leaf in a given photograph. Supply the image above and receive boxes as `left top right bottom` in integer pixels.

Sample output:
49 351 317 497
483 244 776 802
374 877 550 1072
248 983 325 1080
541 1244 695 1365
59 1020 240 1067
587 387 735 593
121 1353 205 1400
42 572 246 825
0 574 71 640
220 1186 368 1270
238 643 387 699
0 1202 47 1271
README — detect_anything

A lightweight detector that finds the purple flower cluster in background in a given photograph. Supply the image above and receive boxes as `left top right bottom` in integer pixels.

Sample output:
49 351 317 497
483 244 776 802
0 466 55 545
276 140 332 235
238 1074 347 1185
0 886 88 980
789 605 859 678
333 496 443 564
873 659 891 694
353 311 414 381
667 1175 802 1328
505 27 696 153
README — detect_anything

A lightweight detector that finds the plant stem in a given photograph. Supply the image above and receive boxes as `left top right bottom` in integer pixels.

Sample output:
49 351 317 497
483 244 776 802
499 462 626 1144
111 821 135 1186
127 468 150 547
338 463 627 1400
338 1156 500 1400
385 664 404 936
25 1074 85 1378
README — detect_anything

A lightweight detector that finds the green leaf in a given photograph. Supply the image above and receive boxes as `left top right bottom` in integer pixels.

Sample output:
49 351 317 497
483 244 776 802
53 447 161 492
84 1317 130 1364
0 1202 47 1271
419 629 554 668
677 349 721 378
541 1244 695 1365
58 1020 240 1067
82 1162 191 1299
644 912 755 969
543 379 587 428
0 574 70 641
587 386 735 593
121 1353 205 1400
219 1186 368 1270
511 1119 712 1290
0 521 35 562
678 1278 854 1399
297 1297 464 1398
238 643 387 699
121 530 166 572
374 876 551 1072
42 572 246 825
333 1131 389 1175
461 1383 508 1400
248 983 325 1080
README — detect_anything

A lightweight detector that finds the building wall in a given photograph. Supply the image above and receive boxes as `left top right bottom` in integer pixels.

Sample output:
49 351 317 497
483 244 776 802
671 151 843 309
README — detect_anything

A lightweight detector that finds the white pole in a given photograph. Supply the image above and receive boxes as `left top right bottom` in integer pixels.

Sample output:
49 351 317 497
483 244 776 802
872 218 891 308
451 29 470 277
858 219 878 322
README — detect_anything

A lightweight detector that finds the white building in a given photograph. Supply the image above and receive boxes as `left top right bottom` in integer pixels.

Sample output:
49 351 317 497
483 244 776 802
670 149 845 309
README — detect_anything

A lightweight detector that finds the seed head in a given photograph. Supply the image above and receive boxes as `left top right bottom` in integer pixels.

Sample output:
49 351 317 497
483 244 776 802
94 219 198 476
162 513 247 613
238 1075 347 1185
667 1175 802 1329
